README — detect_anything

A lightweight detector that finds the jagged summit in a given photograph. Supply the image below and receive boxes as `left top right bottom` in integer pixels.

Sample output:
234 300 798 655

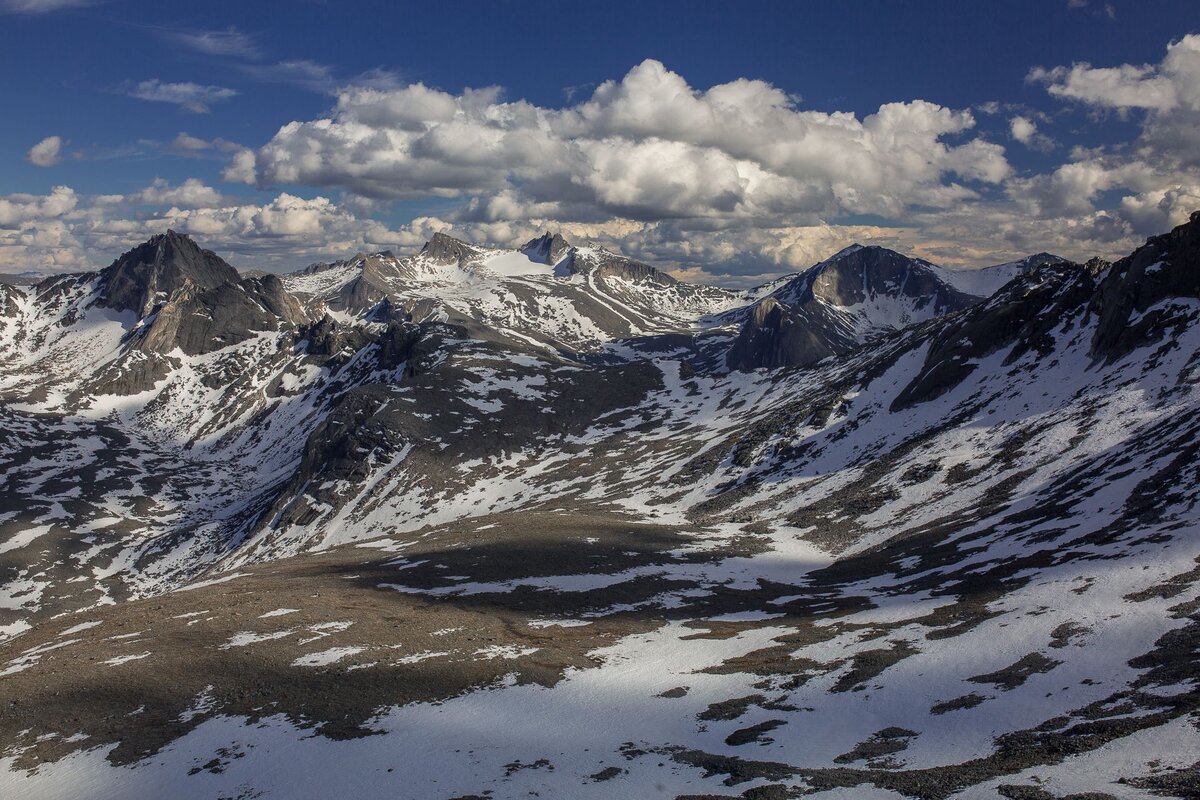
420 231 479 265
99 229 241 316
1017 251 1064 267
1089 208 1200 359
520 232 573 265
571 245 678 286
60 229 312 360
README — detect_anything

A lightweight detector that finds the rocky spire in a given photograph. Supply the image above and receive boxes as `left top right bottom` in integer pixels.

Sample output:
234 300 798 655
520 232 573 265
419 232 478 266
98 230 241 316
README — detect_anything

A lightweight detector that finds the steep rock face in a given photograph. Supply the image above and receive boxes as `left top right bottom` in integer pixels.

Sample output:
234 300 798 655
420 232 480 266
1090 210 1200 360
520 232 573 266
134 271 311 357
779 245 979 317
572 247 678 286
727 245 1003 371
245 273 309 325
98 230 241 316
890 261 1097 410
328 254 402 313
726 297 842 370
0 283 23 323
0 283 24 311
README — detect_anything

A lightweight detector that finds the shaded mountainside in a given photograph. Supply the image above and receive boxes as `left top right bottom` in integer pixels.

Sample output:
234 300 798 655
98 229 242 316
727 244 1066 370
1 215 1199 798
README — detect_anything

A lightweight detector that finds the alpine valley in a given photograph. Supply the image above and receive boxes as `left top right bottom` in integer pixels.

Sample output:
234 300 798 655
1 213 1199 799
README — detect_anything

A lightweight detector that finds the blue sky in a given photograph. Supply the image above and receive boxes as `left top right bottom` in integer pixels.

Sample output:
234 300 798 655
2 0 1198 283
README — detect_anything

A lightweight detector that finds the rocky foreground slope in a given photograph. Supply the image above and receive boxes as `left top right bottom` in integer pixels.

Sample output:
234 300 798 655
0 216 1198 798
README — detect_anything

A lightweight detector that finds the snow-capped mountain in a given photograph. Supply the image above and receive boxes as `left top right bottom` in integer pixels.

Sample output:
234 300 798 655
1 215 1198 798
726 245 1065 370
282 231 743 353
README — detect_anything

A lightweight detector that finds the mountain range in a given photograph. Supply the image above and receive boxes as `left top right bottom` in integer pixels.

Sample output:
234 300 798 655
1 214 1198 799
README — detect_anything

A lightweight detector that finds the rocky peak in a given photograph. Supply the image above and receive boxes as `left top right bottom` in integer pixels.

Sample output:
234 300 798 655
572 248 677 286
99 230 241 316
749 296 784 326
327 254 398 313
420 232 479 266
1019 252 1065 269
726 297 840 371
520 232 573 266
779 245 975 314
1089 210 1200 360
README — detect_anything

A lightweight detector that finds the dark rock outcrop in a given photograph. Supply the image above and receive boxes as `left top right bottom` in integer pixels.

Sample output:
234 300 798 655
98 230 241 316
890 262 1096 410
298 314 373 359
420 232 480 266
1090 210 1200 361
726 297 842 371
891 213 1200 409
134 276 309 356
777 245 978 313
520 232 573 266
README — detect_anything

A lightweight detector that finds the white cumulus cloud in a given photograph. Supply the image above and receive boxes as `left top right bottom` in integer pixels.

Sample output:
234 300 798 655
1028 34 1200 112
26 135 65 167
233 59 1011 227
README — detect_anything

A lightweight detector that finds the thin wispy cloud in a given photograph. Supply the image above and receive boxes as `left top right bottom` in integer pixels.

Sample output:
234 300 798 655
166 26 261 59
168 131 244 157
237 59 337 93
0 0 94 13
1067 0 1117 20
233 59 400 94
145 23 397 97
124 79 237 113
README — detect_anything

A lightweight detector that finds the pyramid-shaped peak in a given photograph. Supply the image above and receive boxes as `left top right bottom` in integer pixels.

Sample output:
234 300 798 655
420 232 479 265
99 230 241 315
823 243 922 264
520 232 573 265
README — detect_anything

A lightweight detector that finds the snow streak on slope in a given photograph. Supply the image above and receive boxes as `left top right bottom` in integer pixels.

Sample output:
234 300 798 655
1 218 1198 798
280 238 745 352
